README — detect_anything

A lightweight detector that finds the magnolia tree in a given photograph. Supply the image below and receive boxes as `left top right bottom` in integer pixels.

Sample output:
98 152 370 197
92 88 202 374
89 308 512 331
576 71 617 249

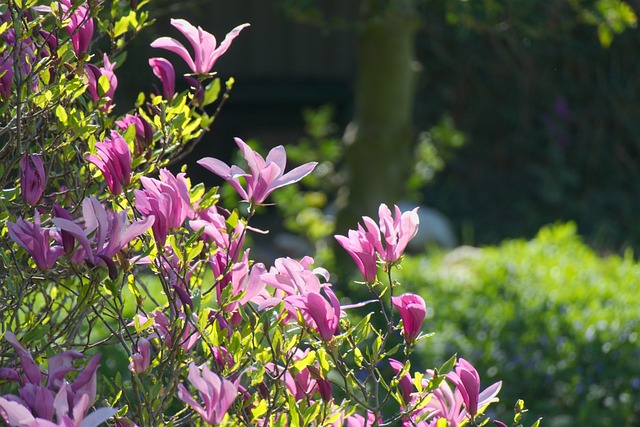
0 1 541 426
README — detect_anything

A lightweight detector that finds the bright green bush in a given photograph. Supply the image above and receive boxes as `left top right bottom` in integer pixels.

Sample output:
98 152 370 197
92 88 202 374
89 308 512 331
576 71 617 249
399 223 640 427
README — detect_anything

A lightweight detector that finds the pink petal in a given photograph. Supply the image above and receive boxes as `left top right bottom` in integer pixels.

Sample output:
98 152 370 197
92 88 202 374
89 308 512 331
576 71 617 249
150 37 196 72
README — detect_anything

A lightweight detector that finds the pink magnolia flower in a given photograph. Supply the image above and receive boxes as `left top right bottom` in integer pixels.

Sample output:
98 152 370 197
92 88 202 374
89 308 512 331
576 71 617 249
115 113 154 155
289 287 341 341
100 54 118 111
66 2 94 56
132 310 199 352
389 358 413 406
128 338 151 374
0 28 37 95
7 212 63 271
52 205 75 255
19 153 46 206
420 376 465 427
86 130 132 195
134 169 191 246
446 358 502 418
148 57 175 100
151 18 249 75
0 332 116 427
85 54 117 111
391 293 426 344
260 256 328 297
363 204 420 263
189 205 245 261
51 196 154 277
35 0 94 56
198 137 317 205
0 50 11 98
334 224 378 283
177 363 238 425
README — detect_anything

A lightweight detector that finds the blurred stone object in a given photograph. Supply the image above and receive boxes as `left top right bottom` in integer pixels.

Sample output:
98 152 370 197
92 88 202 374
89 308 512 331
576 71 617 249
397 201 457 250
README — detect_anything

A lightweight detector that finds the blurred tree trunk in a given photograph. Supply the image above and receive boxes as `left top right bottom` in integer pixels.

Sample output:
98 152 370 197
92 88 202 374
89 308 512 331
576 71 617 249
335 1 420 234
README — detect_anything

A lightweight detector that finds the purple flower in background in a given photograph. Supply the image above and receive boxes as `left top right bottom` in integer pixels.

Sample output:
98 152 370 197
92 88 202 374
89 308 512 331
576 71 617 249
177 363 238 425
151 18 249 74
35 0 94 56
84 55 118 111
86 130 132 195
335 225 378 283
149 57 175 100
7 212 63 271
52 205 75 255
0 50 12 98
134 169 191 246
19 153 46 206
198 137 317 205
391 293 426 344
51 196 154 277
1 28 37 94
132 310 199 352
0 332 116 427
116 113 154 155
128 338 151 374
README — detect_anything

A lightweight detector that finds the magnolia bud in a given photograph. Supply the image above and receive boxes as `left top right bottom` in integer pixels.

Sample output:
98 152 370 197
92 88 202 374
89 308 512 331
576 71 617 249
19 153 46 206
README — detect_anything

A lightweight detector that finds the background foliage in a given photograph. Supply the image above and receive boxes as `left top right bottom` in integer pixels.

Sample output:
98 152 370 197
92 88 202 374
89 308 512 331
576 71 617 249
398 223 640 427
416 0 640 251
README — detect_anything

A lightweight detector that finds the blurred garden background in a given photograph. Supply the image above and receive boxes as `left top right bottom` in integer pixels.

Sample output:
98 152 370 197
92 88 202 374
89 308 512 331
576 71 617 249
113 0 640 425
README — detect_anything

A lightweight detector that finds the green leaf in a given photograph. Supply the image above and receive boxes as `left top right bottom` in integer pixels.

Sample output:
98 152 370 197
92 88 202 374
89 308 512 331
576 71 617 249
97 75 110 97
293 350 316 373
113 15 130 38
202 78 221 106
190 182 206 204
530 418 543 427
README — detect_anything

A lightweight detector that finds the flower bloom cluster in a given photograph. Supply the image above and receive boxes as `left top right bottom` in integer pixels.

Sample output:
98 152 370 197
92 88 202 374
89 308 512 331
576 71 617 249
0 333 116 427
1 4 522 426
335 203 420 282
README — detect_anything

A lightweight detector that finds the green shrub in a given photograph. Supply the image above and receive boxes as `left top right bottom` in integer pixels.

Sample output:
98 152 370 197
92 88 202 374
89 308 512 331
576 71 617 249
399 223 640 427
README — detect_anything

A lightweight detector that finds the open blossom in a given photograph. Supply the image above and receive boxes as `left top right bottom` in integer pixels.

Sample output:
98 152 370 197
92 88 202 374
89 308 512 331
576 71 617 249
134 169 192 246
86 130 132 195
334 224 378 283
189 204 245 260
198 137 317 205
51 196 154 277
364 204 420 263
177 363 238 425
7 212 63 271
151 18 249 74
446 358 502 418
19 153 46 206
391 293 427 344
0 332 116 427
148 57 175 100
